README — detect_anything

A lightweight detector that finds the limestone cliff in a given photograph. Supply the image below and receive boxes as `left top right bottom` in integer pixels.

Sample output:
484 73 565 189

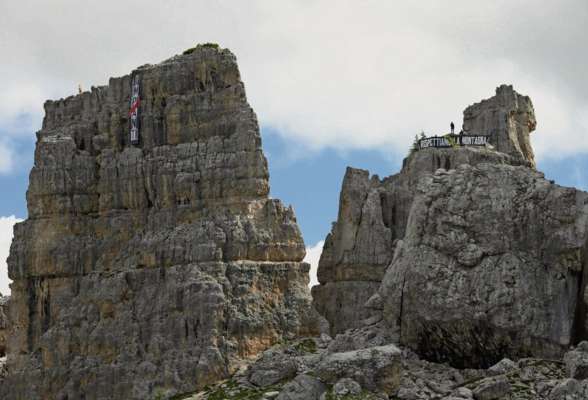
463 84 537 168
0 294 7 357
1 45 317 400
313 85 588 368
380 162 588 367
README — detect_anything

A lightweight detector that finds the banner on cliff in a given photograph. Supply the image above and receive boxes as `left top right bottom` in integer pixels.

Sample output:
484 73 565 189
418 135 487 150
129 75 140 145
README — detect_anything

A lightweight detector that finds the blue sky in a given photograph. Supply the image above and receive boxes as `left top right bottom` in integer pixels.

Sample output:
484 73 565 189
1 0 587 293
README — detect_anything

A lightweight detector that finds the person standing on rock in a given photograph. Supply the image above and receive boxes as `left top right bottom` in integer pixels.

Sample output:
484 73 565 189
450 121 455 134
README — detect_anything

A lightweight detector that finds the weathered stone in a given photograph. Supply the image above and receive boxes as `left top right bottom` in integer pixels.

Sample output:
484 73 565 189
0 294 7 357
381 162 588 367
488 358 518 376
313 87 537 335
333 378 362 396
463 84 536 167
451 387 473 399
548 378 588 400
316 344 401 393
276 374 326 400
1 45 317 400
248 350 299 387
471 376 511 400
564 341 588 379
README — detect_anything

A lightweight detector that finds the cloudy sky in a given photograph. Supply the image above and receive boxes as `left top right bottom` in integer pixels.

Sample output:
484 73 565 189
0 0 587 294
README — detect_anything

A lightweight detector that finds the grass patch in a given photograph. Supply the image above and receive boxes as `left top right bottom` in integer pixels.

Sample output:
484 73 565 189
294 338 317 354
323 388 380 400
204 380 282 400
183 43 221 55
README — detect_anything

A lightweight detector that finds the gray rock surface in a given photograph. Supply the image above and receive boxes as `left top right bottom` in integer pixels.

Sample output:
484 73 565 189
275 374 326 400
381 162 588 367
312 147 520 335
488 358 518 376
463 84 536 167
316 344 402 393
313 85 588 368
176 336 580 400
313 85 536 336
333 377 362 396
0 294 7 357
248 349 299 387
471 375 511 400
451 387 473 399
564 341 588 379
0 45 317 399
547 378 588 400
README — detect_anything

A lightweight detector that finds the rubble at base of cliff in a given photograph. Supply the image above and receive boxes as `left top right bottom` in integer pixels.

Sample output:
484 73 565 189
166 333 588 400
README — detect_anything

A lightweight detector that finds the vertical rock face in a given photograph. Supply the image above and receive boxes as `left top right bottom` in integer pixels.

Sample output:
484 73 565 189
381 163 588 367
463 84 537 167
311 168 396 334
0 294 7 357
313 85 588 367
313 143 528 335
2 45 316 400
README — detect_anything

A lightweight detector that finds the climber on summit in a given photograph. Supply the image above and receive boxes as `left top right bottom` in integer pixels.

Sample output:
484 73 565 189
450 121 455 134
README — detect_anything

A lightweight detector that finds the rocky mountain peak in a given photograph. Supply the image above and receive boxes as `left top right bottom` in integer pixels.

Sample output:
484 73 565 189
2 45 587 399
463 84 537 167
1 45 319 400
313 85 588 371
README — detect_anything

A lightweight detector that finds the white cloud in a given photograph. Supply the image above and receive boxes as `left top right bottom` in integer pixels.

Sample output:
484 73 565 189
0 1 586 161
0 216 21 295
304 240 324 288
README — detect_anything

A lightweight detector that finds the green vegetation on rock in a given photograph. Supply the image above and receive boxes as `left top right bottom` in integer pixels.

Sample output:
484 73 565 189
323 387 380 400
202 380 282 400
183 43 221 55
294 338 318 354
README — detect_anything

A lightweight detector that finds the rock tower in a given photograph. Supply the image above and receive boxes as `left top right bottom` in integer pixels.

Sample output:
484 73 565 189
2 45 317 399
313 85 588 368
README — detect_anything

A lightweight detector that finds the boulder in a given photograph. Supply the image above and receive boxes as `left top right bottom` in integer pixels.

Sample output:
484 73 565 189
450 387 473 399
316 344 401 393
564 341 588 379
471 376 511 400
248 350 299 387
548 378 588 400
276 374 326 400
488 358 518 376
333 378 362 396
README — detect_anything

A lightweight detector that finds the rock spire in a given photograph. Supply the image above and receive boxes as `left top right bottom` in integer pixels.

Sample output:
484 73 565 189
1 45 318 400
313 85 588 368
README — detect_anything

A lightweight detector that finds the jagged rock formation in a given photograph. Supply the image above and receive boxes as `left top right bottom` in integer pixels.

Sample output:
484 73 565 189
170 335 588 400
1 45 317 400
380 162 588 367
463 84 537 168
312 145 527 334
313 85 588 368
